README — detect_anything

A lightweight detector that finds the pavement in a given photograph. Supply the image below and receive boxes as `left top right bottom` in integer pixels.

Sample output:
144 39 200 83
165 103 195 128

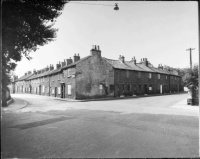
3 97 28 112
5 92 198 112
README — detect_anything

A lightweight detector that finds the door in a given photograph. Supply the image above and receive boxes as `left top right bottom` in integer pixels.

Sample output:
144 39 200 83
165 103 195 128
55 87 57 97
160 85 162 94
61 83 65 98
144 84 148 94
39 85 41 95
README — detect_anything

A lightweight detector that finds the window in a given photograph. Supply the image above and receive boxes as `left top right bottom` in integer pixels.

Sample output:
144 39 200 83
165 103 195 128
139 85 142 91
166 75 167 79
58 87 61 94
138 72 141 78
175 77 176 80
110 85 114 93
68 85 71 95
52 88 55 94
42 85 45 93
132 84 136 91
99 85 103 90
149 84 152 90
126 70 129 78
158 74 160 79
58 74 60 80
149 73 152 78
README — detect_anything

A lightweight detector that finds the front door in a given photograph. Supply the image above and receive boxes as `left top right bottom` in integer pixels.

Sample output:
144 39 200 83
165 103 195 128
55 87 57 97
144 84 148 94
39 85 41 95
160 85 162 94
61 84 65 98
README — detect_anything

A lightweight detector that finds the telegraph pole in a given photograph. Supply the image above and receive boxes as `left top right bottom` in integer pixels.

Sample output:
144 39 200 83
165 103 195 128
186 48 195 70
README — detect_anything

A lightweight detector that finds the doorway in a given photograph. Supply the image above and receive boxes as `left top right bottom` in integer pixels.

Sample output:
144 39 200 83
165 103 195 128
144 84 148 94
160 85 162 94
55 87 57 97
61 83 65 98
39 85 41 95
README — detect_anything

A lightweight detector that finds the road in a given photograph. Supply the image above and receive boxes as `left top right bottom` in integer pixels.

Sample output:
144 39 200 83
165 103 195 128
2 93 199 158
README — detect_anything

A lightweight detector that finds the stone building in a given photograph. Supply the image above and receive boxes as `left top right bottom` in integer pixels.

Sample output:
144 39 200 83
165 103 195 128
14 45 183 99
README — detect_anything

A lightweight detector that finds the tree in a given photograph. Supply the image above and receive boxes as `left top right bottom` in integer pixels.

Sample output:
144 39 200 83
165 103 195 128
2 0 67 106
182 64 199 87
163 64 199 87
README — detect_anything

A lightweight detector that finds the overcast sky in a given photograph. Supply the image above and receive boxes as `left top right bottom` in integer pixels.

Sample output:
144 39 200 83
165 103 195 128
15 1 198 77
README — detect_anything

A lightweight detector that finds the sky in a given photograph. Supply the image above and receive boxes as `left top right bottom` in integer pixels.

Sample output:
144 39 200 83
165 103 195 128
14 1 199 77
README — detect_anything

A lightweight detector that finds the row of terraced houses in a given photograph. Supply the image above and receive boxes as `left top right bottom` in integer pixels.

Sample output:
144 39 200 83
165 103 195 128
11 45 183 99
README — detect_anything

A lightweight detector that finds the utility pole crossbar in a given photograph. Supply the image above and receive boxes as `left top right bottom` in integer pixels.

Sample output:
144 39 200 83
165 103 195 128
186 48 195 70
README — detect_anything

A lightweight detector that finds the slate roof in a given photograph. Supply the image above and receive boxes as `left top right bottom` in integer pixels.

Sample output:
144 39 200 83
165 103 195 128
26 56 91 80
136 63 156 73
61 55 91 70
18 55 180 81
150 67 180 77
17 73 34 81
104 58 139 71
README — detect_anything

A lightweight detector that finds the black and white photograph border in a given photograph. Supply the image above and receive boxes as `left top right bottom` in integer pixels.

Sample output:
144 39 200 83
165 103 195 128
2 0 199 158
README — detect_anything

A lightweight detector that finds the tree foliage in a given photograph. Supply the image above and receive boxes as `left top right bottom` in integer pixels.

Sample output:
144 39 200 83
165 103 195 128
164 64 199 87
2 0 67 106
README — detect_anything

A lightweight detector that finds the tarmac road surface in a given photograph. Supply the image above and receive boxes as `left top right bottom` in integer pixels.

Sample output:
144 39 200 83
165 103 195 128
2 93 199 158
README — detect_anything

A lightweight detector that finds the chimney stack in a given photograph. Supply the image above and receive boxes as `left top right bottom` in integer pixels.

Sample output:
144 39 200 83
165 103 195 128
33 69 37 74
61 59 66 67
132 56 136 64
56 62 61 69
45 66 49 71
74 53 80 62
141 58 148 66
119 55 125 63
66 57 73 65
90 45 101 57
158 64 163 70
50 64 54 71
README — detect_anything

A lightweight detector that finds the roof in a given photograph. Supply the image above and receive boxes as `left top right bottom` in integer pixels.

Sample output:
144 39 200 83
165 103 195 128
136 63 155 73
104 58 137 71
18 55 181 81
26 56 91 80
17 73 34 81
61 55 91 70
150 67 181 77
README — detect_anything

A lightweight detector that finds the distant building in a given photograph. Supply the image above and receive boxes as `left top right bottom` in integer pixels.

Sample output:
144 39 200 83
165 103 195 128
14 45 184 99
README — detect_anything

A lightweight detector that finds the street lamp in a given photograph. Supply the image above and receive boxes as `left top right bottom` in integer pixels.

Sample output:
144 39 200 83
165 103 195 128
114 3 119 10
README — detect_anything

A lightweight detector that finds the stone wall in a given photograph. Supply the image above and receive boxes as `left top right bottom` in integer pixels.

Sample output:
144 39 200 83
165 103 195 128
75 51 114 99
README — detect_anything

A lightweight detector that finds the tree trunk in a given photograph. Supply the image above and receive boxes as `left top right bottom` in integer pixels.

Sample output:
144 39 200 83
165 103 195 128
2 88 8 107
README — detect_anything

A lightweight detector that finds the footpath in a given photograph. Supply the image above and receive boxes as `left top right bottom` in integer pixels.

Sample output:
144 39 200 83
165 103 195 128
4 92 199 112
2 97 28 112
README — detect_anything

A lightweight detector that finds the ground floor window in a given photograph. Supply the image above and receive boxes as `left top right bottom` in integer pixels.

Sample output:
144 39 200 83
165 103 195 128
127 84 130 91
52 88 55 94
42 85 45 93
58 87 61 94
109 85 114 93
132 84 136 91
139 85 142 91
149 84 152 90
68 85 71 95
